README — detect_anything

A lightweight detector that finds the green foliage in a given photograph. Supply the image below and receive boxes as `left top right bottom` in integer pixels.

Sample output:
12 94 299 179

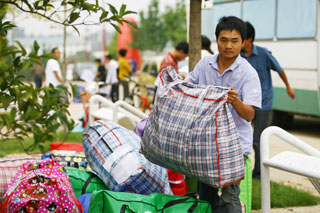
107 32 118 59
0 0 136 33
0 26 76 153
162 0 187 47
131 0 167 52
131 0 187 52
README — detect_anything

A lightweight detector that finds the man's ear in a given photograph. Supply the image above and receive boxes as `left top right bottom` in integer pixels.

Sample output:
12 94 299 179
241 40 247 49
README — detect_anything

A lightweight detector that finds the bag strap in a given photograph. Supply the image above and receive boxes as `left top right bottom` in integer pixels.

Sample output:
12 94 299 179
81 174 95 195
161 197 198 213
120 204 136 213
159 66 179 86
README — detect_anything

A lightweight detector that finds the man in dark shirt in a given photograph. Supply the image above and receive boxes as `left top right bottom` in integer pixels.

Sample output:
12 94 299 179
94 58 106 82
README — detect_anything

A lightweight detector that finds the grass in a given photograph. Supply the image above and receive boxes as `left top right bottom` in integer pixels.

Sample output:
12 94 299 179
186 177 320 210
1 134 319 210
0 132 83 157
252 178 320 209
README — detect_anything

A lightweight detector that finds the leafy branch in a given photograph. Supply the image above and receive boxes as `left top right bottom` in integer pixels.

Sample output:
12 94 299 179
0 0 137 33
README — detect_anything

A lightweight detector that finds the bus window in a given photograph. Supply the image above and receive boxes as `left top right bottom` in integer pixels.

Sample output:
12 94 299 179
243 0 276 40
213 1 241 40
276 0 317 39
202 8 214 41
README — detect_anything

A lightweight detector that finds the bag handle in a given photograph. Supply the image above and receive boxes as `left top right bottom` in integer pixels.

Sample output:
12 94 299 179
193 86 212 114
120 204 136 213
161 197 198 213
81 174 95 195
159 66 180 86
119 196 199 213
194 86 229 117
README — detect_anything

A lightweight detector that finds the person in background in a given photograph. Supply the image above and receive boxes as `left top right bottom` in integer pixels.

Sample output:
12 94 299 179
154 41 189 88
160 41 189 74
241 21 296 179
186 16 261 212
45 47 63 87
105 54 119 102
32 61 44 88
94 58 106 82
201 35 214 58
118 49 132 100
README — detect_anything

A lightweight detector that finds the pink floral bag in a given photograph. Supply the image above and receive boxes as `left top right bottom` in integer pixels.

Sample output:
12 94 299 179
0 158 83 213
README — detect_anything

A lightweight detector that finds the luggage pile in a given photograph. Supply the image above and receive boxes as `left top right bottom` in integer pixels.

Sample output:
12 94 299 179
0 119 212 212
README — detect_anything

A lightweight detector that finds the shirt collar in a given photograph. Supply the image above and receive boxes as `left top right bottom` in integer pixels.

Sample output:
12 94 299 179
209 54 241 73
240 44 258 58
251 45 258 56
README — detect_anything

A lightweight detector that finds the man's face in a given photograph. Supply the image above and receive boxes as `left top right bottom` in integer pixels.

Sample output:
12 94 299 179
176 50 188 61
53 49 61 59
217 30 243 60
241 37 252 50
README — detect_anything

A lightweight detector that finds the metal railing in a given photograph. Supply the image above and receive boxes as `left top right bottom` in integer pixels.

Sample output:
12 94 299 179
260 126 320 212
88 95 148 127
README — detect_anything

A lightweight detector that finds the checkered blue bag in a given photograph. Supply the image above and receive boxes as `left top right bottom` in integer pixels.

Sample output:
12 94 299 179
82 120 172 195
141 67 245 188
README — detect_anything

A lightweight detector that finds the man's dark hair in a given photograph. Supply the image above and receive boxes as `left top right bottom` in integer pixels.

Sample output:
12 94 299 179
106 54 113 60
119 49 127 57
95 58 101 63
245 21 255 42
201 35 213 54
175 41 189 54
215 16 246 42
51 47 59 53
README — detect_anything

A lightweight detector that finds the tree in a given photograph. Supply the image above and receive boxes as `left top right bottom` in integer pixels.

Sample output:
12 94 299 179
188 0 202 71
131 0 167 53
162 0 187 47
0 1 136 153
107 32 118 59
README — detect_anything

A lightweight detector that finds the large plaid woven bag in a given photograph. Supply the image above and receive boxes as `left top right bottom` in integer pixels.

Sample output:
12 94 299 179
141 67 245 188
82 120 172 195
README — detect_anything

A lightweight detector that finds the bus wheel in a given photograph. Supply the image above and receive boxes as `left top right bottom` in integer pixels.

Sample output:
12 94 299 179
271 110 294 130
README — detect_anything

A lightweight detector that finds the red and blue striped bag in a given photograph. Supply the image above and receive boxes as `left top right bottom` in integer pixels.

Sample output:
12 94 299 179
82 120 172 195
141 67 245 188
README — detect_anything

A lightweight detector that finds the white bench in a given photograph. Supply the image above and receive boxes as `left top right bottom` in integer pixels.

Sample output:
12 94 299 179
88 95 148 130
260 126 320 213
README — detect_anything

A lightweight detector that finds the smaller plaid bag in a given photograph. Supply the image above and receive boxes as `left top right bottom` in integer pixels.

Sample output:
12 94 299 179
82 120 172 195
141 67 245 188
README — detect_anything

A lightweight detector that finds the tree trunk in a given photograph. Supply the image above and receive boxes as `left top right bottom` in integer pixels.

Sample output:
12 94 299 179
188 0 202 72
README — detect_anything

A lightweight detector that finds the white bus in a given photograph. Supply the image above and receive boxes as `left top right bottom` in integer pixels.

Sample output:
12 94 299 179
201 0 320 128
